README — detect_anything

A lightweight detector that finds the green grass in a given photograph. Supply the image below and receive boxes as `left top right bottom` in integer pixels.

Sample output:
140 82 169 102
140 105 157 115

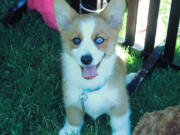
0 0 180 135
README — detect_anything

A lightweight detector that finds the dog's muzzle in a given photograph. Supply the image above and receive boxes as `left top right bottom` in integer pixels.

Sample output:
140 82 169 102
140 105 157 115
81 54 106 79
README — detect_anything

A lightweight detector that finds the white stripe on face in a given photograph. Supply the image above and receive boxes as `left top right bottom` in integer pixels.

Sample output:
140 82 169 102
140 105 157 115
71 17 104 66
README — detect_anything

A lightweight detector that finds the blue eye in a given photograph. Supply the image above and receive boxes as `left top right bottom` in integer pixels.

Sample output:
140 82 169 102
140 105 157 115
95 37 104 44
72 37 81 45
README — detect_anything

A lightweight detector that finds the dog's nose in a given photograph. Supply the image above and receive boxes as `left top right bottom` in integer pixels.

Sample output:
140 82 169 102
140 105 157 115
81 54 93 65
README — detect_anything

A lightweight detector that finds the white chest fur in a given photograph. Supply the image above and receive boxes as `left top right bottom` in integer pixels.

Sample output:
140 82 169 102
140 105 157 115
64 81 120 119
62 53 118 119
83 85 119 119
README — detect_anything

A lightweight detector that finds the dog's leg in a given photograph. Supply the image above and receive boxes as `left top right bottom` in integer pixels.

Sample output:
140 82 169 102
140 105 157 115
109 109 131 135
59 107 84 135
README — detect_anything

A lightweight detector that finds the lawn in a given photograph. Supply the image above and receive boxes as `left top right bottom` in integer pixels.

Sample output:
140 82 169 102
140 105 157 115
0 0 180 135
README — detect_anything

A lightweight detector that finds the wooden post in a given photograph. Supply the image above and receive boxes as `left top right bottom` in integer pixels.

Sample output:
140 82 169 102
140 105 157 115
144 0 161 54
164 0 180 63
124 0 139 46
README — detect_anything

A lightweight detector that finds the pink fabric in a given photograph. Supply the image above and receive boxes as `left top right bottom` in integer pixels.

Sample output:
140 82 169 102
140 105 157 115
27 0 58 31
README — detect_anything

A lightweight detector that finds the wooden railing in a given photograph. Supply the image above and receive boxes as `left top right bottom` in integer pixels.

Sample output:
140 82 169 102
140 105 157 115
123 0 179 95
124 0 179 63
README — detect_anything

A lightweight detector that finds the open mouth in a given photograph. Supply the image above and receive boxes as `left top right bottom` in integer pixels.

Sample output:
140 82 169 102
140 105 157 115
81 64 99 79
81 54 105 79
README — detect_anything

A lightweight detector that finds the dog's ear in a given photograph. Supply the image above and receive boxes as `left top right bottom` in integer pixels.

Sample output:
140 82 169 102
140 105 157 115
101 0 126 28
53 0 78 30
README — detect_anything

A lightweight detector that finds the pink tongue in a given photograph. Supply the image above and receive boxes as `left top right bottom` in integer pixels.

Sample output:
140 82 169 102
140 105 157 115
82 66 98 79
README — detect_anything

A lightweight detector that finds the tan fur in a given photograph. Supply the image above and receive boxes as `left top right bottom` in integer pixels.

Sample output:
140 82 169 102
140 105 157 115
101 0 125 28
60 14 121 58
62 81 84 127
108 56 128 117
66 107 84 126
133 106 180 135
92 15 121 56
53 0 128 133
53 0 78 31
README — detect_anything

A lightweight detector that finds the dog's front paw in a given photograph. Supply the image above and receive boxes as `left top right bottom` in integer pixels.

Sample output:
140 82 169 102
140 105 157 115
58 120 82 135
112 130 131 135
58 128 66 135
58 127 80 135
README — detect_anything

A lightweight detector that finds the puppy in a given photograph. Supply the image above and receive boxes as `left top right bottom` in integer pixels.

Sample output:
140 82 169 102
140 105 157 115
53 0 130 135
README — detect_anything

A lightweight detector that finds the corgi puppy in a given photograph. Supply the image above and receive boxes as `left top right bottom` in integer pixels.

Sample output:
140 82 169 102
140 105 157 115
53 0 130 135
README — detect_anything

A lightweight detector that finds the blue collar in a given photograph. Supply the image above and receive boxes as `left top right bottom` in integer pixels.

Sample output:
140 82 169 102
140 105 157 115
83 78 109 93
